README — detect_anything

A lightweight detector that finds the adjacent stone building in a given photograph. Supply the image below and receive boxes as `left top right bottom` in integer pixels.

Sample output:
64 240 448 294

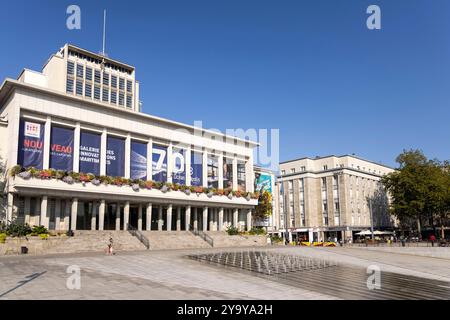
273 155 395 242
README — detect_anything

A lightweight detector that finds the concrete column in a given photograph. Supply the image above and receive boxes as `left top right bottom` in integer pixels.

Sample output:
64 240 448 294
232 157 238 191
43 116 51 169
35 198 41 226
167 204 173 231
193 207 198 231
219 207 224 231
138 204 143 231
202 150 208 187
233 208 239 228
176 206 181 231
146 138 153 181
91 202 97 230
209 208 214 231
185 205 191 231
123 201 130 230
100 128 107 176
40 196 48 228
203 207 208 232
125 133 131 179
185 146 191 186
218 153 224 189
24 197 31 225
115 204 121 230
73 122 81 172
6 193 14 224
71 198 78 230
158 206 163 231
64 200 70 230
167 142 173 183
146 203 152 231
54 199 61 230
246 209 252 231
99 200 105 231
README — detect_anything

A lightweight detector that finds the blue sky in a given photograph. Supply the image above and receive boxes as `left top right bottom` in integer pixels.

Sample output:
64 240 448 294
1 0 449 169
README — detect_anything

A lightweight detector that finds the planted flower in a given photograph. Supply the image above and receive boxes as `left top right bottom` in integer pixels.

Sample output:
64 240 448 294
145 181 153 189
39 170 52 179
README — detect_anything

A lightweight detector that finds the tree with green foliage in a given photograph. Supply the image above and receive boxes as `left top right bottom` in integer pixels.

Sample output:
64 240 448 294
254 190 273 222
382 149 450 238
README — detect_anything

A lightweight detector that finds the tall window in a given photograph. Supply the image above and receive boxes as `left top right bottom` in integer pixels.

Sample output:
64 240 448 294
111 90 117 104
207 155 219 189
94 85 101 100
85 83 92 98
126 80 132 92
67 61 74 75
76 80 83 96
126 95 132 108
223 157 233 189
66 78 74 94
237 160 246 192
86 67 92 81
119 78 125 90
102 88 109 102
111 75 117 88
103 72 109 86
94 70 101 84
76 64 84 78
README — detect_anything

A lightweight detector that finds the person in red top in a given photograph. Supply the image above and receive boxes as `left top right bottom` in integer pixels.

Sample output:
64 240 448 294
430 234 436 247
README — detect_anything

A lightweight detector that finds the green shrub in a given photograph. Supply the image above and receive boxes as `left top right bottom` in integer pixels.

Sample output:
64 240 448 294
226 226 240 236
5 221 32 237
270 235 283 243
0 233 7 243
31 225 48 235
39 233 49 240
248 227 266 236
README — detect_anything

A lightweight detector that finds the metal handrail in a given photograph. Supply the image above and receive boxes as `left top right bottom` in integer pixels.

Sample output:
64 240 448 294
127 224 150 250
188 224 214 247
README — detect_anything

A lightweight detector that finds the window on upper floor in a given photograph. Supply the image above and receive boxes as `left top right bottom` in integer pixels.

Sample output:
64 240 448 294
281 170 285 175
67 61 74 76
103 72 109 86
86 67 92 81
94 70 101 84
76 64 84 78
119 78 125 91
301 166 306 171
291 168 295 173
66 78 74 94
126 80 132 92
323 165 328 170
76 80 83 96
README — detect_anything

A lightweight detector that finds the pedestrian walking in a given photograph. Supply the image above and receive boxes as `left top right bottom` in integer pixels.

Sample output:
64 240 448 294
430 234 436 247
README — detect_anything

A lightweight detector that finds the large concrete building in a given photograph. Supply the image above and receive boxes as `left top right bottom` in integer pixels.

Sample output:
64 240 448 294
0 44 258 232
273 155 395 242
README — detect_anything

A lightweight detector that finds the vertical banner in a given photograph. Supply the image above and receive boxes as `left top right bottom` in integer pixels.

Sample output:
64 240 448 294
255 172 272 194
79 131 101 175
207 154 219 189
152 144 167 182
106 136 125 177
172 148 185 185
18 120 45 169
131 140 147 180
223 157 233 189
190 151 203 186
237 160 246 192
49 126 74 171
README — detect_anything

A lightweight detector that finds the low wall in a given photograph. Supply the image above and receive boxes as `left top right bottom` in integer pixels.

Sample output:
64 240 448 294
0 236 69 256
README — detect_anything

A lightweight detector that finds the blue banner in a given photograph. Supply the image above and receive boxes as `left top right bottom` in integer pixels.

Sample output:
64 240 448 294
131 141 147 180
190 151 203 186
152 145 167 182
79 131 101 175
49 126 74 171
18 120 45 169
106 136 125 177
172 148 185 185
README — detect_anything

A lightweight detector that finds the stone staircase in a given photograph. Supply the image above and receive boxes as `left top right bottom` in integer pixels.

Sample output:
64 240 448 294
44 230 147 254
205 231 267 248
141 231 212 250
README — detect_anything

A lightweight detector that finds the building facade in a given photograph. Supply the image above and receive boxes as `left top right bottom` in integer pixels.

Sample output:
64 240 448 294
0 44 258 232
273 155 395 242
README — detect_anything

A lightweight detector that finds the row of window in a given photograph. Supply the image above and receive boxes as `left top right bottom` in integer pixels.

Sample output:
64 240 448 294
68 61 133 91
66 78 133 108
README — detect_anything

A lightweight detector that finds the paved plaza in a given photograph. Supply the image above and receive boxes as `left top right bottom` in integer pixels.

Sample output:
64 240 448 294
1 246 449 300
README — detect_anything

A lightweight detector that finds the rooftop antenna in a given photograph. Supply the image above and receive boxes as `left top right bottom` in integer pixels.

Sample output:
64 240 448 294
99 9 107 71
102 9 107 57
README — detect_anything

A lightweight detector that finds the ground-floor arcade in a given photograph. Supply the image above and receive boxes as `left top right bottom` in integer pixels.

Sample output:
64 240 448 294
6 193 254 232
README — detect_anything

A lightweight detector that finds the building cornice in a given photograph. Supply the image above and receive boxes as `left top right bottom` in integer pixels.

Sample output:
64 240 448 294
0 78 259 147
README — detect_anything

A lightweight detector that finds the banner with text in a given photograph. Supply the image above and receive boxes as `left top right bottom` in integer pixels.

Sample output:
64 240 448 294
172 148 185 185
190 152 203 186
79 131 101 175
152 144 167 182
106 136 125 177
18 119 45 169
131 141 147 180
49 126 74 171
